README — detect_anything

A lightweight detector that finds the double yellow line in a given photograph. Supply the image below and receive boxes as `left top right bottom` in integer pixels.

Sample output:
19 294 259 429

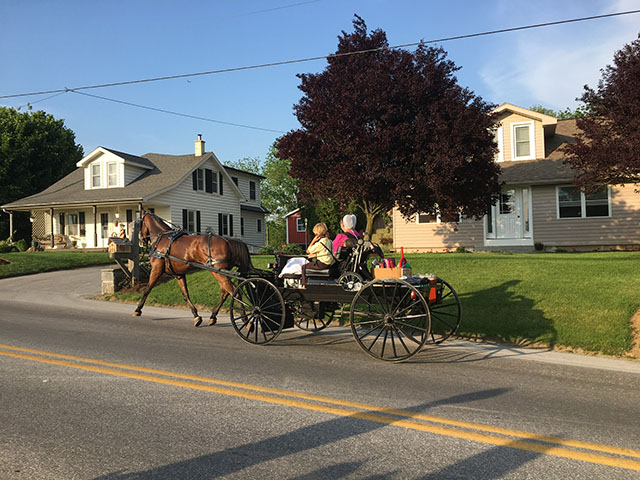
1 343 639 471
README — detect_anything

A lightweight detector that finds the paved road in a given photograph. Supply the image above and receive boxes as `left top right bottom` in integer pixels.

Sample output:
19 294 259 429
1 267 639 479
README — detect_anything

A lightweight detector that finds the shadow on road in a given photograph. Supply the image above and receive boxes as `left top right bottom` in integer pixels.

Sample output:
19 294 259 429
93 388 523 479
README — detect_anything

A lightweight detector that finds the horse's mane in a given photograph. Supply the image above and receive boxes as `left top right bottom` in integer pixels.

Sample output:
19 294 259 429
225 237 254 275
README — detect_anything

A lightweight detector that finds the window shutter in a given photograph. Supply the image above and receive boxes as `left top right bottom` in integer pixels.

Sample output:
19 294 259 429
126 209 133 223
182 209 188 230
192 171 197 190
196 211 201 233
229 214 233 237
79 212 86 236
205 169 213 193
218 213 223 236
219 172 223 195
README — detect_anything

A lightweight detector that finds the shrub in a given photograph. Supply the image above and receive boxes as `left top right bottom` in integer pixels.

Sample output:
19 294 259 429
281 243 305 254
258 245 275 255
455 246 466 253
0 241 16 253
15 239 28 252
534 242 544 251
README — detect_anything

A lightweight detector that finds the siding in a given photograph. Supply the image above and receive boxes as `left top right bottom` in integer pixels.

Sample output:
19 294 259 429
532 185 640 246
152 157 243 238
496 112 545 162
392 208 483 251
241 210 266 252
124 164 147 185
229 171 262 207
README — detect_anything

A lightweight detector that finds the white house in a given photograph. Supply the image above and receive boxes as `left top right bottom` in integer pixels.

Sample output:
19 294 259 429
2 135 268 252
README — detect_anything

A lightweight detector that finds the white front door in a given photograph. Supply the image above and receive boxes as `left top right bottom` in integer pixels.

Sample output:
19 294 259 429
485 186 532 246
496 189 522 239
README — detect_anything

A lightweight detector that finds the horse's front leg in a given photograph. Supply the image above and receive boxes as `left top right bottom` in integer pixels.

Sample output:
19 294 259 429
209 273 234 326
176 275 202 327
133 265 163 317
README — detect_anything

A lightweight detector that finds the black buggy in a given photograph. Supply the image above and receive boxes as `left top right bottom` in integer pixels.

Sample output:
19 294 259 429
228 239 462 362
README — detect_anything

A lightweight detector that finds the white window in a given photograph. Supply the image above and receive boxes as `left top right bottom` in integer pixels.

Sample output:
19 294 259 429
187 210 195 231
416 211 459 224
197 169 204 191
107 162 118 187
557 186 611 219
91 164 101 187
67 213 78 236
296 217 306 232
511 122 535 160
494 126 504 162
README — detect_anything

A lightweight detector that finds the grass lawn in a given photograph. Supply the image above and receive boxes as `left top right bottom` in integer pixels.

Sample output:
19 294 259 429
109 252 640 357
0 251 112 278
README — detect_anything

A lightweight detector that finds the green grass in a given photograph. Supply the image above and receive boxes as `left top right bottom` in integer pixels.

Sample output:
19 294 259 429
0 251 112 278
112 252 640 356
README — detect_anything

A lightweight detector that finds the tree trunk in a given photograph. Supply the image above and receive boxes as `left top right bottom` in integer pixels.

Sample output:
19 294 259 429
360 200 385 238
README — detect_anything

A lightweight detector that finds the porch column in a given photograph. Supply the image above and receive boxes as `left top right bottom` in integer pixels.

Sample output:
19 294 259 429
8 211 13 242
49 208 54 247
93 205 98 248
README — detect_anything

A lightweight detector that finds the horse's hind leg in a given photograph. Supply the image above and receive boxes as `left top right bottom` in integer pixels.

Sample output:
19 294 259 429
176 275 202 327
209 272 234 326
133 266 162 317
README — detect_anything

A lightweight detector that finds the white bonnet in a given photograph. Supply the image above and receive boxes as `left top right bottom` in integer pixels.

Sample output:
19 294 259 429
342 214 357 230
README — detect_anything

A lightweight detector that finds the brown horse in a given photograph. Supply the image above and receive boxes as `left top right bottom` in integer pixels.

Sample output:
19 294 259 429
134 209 254 327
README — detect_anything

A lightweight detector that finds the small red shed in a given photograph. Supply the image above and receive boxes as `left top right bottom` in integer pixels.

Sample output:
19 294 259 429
284 208 308 246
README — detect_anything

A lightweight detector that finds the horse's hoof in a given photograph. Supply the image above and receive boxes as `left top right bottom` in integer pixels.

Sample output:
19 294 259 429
132 311 141 317
209 317 217 326
194 316 203 327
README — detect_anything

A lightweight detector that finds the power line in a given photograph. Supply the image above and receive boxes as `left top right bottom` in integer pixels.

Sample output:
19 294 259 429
69 90 287 134
2 9 639 100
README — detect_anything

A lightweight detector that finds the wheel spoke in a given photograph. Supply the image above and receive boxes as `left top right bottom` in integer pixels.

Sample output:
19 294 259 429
395 320 429 334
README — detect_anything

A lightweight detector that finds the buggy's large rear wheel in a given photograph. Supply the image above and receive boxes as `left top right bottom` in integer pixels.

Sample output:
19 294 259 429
291 297 336 332
349 279 431 362
427 279 461 344
230 278 285 345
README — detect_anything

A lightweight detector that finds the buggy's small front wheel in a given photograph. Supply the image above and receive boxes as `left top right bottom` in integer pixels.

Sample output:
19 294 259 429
292 298 336 332
338 272 364 292
350 279 431 362
230 278 285 345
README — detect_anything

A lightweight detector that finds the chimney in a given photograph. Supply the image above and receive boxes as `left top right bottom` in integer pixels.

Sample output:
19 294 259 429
195 134 205 156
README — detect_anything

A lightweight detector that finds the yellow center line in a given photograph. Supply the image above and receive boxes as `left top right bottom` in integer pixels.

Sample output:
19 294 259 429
1 344 639 471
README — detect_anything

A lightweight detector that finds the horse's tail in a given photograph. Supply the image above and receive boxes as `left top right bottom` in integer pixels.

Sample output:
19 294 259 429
226 238 255 275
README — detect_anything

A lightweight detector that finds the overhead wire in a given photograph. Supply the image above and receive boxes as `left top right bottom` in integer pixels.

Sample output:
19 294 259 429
68 90 286 133
1 9 639 100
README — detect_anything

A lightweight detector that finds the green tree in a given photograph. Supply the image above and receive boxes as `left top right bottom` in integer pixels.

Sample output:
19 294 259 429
261 145 299 218
529 104 589 120
565 37 640 190
0 107 84 240
277 16 501 235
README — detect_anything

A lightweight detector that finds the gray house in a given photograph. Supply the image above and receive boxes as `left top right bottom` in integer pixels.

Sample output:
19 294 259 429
2 135 268 252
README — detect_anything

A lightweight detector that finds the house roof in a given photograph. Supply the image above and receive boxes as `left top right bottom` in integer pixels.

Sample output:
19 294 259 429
223 164 266 179
2 151 246 210
241 204 270 214
499 119 577 185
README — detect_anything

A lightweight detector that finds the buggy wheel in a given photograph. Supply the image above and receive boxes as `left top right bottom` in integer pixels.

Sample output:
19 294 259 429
292 298 336 332
350 279 430 362
338 272 364 292
230 278 285 345
427 279 461 344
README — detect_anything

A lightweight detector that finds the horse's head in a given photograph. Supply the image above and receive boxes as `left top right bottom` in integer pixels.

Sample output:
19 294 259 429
138 209 153 247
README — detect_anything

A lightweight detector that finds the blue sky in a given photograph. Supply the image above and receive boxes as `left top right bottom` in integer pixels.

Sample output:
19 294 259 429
1 0 638 165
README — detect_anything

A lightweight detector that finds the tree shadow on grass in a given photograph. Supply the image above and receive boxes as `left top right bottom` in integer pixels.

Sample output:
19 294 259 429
452 279 557 350
93 389 517 480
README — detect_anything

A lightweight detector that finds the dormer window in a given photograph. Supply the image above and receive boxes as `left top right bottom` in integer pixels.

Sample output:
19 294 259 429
107 162 118 187
91 164 101 187
512 122 535 160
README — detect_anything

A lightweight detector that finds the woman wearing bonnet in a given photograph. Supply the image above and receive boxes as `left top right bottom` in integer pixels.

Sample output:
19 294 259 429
332 214 361 253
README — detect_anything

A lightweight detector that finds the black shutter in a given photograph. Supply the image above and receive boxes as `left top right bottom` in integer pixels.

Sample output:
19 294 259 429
182 209 188 230
205 169 213 193
196 211 201 233
79 212 86 236
219 172 223 195
229 214 233 237
192 171 197 190
218 213 223 235
126 209 133 223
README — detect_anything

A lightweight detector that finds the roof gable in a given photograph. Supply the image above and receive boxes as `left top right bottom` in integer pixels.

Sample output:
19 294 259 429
76 146 155 169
